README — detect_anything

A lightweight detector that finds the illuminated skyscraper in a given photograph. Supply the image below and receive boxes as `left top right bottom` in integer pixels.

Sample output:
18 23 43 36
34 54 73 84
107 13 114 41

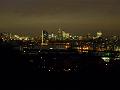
96 31 102 38
57 25 70 40
41 28 48 45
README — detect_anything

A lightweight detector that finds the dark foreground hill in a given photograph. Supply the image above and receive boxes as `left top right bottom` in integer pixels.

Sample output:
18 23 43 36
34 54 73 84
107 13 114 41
0 42 120 88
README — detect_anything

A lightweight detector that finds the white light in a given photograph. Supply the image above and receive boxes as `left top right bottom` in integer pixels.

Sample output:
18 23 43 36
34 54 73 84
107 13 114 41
38 51 41 52
114 58 120 60
19 38 22 40
64 69 71 72
106 64 108 66
49 70 51 72
102 57 110 60
24 38 28 41
49 48 53 49
101 57 110 62
68 69 71 71
24 51 26 52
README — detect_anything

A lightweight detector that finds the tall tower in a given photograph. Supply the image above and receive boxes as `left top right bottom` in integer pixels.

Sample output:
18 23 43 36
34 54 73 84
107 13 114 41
57 25 63 40
41 26 48 45
41 30 44 45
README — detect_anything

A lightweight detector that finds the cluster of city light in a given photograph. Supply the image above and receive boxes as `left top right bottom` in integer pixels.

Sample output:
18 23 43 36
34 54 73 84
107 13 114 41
0 33 33 41
115 46 120 51
0 30 120 53
14 35 29 41
48 30 71 40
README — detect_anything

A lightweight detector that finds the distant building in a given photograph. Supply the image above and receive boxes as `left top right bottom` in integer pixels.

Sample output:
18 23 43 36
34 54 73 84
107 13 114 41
41 30 49 45
62 31 70 40
48 33 57 40
79 36 83 40
96 31 102 38
56 27 70 40
57 28 63 40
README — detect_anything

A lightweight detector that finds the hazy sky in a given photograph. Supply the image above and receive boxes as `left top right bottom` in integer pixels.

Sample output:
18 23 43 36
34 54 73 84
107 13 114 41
0 0 120 35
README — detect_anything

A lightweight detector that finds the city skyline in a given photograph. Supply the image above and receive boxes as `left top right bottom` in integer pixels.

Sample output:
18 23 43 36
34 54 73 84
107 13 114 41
0 29 119 37
0 0 120 35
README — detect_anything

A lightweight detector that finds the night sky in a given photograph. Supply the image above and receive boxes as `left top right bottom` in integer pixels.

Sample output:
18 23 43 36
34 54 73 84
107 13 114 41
0 0 120 36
